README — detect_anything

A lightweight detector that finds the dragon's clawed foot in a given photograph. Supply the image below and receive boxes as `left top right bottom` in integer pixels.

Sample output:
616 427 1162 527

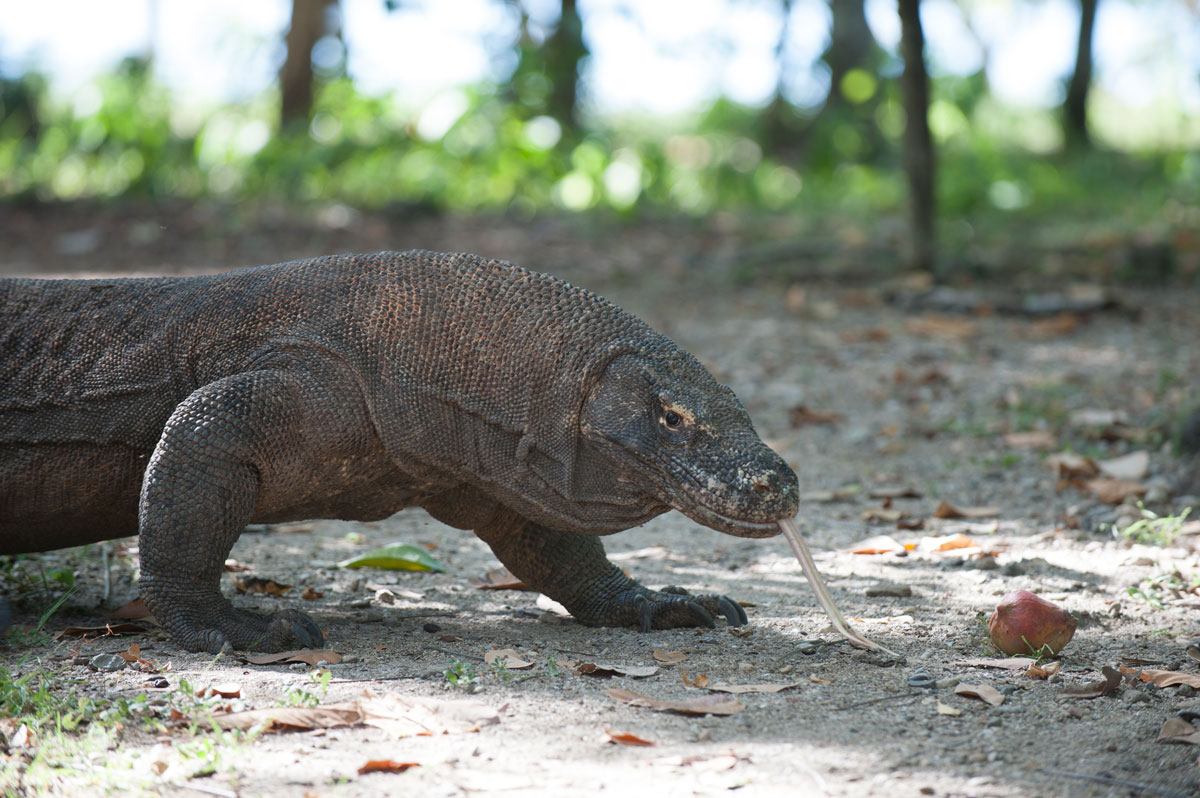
620 585 748 632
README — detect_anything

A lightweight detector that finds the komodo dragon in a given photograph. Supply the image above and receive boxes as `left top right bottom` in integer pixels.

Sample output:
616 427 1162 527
1 251 799 653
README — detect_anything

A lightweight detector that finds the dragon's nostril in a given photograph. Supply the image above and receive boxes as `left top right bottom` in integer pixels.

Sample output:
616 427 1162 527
752 477 773 494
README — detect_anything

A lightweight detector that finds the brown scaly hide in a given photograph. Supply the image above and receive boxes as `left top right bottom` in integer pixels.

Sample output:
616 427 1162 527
1 251 797 652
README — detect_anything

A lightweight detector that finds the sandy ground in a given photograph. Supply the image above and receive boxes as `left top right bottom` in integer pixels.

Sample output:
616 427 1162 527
3 204 1200 797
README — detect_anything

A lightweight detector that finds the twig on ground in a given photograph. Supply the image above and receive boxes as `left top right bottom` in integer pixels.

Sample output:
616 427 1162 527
427 645 485 662
833 694 920 711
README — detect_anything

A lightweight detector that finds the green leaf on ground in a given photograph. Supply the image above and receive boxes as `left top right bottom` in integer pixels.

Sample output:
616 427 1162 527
338 544 447 572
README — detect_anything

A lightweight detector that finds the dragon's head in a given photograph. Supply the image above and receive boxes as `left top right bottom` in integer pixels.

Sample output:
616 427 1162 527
581 351 798 538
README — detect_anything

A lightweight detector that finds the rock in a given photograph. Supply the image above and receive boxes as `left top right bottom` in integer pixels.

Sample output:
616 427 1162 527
865 583 913 598
89 653 126 672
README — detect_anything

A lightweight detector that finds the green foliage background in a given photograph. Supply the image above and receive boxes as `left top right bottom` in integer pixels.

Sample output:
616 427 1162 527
1 55 1196 240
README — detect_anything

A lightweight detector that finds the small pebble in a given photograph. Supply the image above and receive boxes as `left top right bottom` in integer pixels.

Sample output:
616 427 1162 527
907 672 935 689
423 622 442 633
1123 690 1151 705
865 583 913 598
1175 685 1198 698
795 640 820 656
89 653 126 672
1145 484 1169 503
934 677 960 689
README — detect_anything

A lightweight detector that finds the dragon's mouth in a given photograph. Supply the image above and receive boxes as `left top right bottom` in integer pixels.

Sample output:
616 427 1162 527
672 500 784 538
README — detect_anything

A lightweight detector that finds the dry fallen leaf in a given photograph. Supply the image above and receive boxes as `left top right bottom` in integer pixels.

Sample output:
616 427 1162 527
652 649 686 665
930 532 979 551
682 673 710 689
1046 452 1100 479
1137 669 1200 690
1024 313 1079 338
936 699 962 716
10 724 33 748
840 326 890 343
605 730 656 747
245 649 340 666
300 586 324 601
933 501 999 520
233 576 292 596
1156 717 1200 745
954 683 1005 707
1003 431 1057 450
861 508 906 523
849 534 906 554
1026 661 1062 679
1070 409 1127 428
576 662 658 679
216 692 498 738
535 594 571 617
607 687 743 716
646 753 739 771
789 405 843 427
905 315 978 341
1086 478 1147 505
470 567 530 591
216 702 363 733
106 598 154 620
868 486 922 499
358 760 420 774
484 649 533 670
703 682 802 695
199 682 242 699
1097 451 1150 481
1061 666 1123 699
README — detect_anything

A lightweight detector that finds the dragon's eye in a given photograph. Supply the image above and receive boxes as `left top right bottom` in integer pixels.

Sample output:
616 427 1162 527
664 411 682 428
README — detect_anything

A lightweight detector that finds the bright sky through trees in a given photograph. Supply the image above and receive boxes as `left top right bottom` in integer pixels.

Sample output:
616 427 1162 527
2 0 1197 117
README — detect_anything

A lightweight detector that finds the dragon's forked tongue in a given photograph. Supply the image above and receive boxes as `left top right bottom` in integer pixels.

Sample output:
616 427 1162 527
777 517 898 657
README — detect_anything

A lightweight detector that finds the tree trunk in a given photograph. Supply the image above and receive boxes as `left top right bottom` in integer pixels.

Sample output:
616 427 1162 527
543 0 588 132
822 0 875 111
897 0 935 270
279 0 332 129
1063 0 1098 149
761 0 795 155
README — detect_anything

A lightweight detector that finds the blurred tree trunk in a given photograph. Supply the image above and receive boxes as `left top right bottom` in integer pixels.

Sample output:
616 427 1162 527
280 0 335 129
543 0 588 133
761 0 794 155
1063 0 1098 149
822 0 876 113
897 0 935 270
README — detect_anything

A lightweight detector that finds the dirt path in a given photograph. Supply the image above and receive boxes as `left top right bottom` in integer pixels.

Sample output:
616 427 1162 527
3 206 1199 797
